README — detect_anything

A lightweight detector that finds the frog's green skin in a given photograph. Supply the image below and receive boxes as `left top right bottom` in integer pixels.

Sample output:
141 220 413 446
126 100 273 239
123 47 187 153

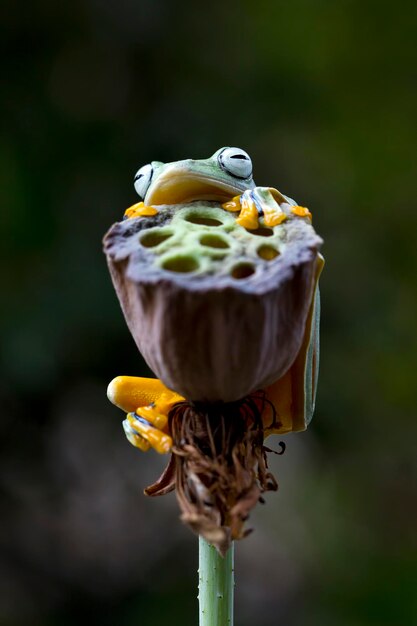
143 147 256 205
134 146 296 208
108 147 323 453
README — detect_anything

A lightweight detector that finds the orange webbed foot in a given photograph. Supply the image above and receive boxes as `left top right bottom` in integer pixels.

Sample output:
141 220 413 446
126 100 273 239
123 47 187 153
108 376 183 454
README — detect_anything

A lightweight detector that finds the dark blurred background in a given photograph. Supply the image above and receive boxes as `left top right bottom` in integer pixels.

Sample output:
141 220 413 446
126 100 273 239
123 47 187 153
1 1 416 624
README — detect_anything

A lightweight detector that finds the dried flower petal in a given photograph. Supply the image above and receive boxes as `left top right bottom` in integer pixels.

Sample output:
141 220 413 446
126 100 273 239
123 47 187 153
145 393 279 555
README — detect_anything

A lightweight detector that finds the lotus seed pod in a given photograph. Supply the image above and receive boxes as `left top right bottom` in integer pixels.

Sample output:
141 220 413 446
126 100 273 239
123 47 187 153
103 202 322 402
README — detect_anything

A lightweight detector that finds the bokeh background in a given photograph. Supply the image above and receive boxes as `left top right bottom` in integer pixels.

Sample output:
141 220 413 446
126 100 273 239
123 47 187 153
2 1 416 624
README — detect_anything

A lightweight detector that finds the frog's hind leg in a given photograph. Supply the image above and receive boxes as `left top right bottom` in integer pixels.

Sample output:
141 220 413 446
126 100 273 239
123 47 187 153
262 254 324 437
124 412 173 454
123 419 151 451
108 376 184 454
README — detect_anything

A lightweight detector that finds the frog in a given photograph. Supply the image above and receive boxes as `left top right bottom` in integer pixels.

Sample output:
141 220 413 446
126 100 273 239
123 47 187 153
123 146 312 229
107 147 323 454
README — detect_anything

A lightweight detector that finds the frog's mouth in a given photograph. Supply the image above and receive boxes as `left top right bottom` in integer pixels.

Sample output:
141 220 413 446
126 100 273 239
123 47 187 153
145 166 247 206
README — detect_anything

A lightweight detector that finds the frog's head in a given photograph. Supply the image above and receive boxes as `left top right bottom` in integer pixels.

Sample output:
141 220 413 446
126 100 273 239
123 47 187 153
133 147 256 206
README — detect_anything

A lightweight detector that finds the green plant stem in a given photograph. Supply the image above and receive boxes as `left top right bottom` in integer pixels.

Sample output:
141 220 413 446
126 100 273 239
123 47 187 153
198 537 234 626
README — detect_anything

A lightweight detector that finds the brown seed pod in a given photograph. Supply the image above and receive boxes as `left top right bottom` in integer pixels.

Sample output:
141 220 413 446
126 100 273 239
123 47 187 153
104 200 323 552
103 202 322 403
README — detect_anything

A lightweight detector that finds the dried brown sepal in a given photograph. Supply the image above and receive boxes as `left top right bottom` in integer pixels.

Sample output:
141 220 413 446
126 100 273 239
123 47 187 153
145 393 281 555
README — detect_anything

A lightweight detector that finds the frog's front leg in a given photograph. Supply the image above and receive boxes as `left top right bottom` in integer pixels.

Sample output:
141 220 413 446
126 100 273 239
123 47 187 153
223 187 294 229
123 202 158 220
251 187 288 227
223 189 260 229
107 376 184 454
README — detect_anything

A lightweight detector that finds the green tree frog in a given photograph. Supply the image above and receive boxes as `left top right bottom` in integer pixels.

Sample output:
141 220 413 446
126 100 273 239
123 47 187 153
108 147 323 453
124 147 311 228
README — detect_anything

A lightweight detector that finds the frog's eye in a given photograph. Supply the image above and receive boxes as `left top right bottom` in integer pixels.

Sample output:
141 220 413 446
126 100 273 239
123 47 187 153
134 164 153 199
218 147 252 180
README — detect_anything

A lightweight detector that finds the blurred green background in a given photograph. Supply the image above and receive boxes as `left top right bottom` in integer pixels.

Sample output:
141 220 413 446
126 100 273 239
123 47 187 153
1 0 416 624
